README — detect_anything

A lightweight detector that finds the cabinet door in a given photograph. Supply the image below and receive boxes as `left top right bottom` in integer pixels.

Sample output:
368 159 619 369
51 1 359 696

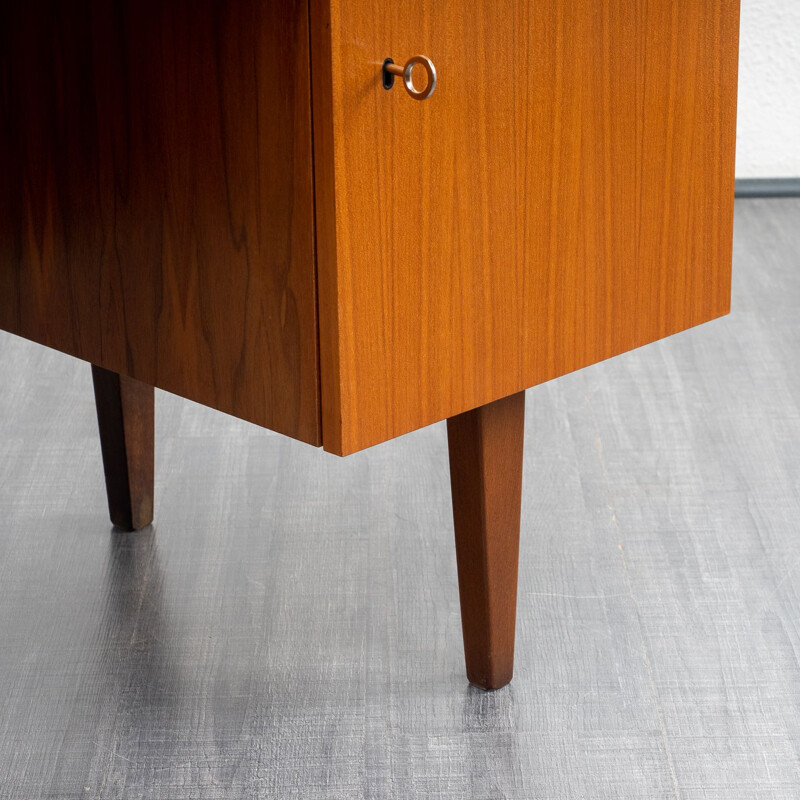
0 0 320 445
311 0 740 455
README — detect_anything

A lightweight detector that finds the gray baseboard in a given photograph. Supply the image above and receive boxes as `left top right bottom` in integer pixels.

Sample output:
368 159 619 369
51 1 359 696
735 178 800 198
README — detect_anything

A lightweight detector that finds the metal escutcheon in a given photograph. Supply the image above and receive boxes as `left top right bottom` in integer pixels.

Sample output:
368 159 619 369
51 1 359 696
383 55 437 101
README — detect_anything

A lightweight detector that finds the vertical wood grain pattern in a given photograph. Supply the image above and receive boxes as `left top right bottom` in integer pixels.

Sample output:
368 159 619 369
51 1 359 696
0 0 320 444
0 200 797 797
91 365 154 531
448 391 525 690
311 0 740 455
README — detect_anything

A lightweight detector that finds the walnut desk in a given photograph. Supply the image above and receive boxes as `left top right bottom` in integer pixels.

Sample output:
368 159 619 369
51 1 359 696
0 0 740 690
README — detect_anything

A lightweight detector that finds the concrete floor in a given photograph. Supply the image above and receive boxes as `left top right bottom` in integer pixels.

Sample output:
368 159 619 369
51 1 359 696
1 199 799 798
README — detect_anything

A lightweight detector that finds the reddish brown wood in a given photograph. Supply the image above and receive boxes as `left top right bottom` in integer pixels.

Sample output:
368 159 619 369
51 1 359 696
311 0 740 455
0 0 320 445
91 365 154 531
447 391 525 690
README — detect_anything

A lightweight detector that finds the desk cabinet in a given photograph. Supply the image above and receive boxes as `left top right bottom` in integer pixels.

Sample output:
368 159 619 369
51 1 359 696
0 0 740 689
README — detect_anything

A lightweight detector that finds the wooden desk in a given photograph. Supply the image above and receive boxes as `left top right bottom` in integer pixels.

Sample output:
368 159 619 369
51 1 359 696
0 0 740 690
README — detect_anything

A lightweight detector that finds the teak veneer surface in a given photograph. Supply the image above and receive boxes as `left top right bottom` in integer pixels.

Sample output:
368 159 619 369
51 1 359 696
0 0 320 445
1 0 739 455
312 0 740 455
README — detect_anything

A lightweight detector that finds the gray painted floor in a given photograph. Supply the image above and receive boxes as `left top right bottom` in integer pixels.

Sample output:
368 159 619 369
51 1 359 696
1 199 800 799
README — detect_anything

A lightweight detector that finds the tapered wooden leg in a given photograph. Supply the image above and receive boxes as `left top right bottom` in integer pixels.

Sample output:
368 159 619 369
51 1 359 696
447 391 525 690
91 365 154 531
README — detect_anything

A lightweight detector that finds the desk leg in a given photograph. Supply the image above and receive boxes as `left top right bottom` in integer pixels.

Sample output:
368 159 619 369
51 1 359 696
91 366 154 531
447 391 525 690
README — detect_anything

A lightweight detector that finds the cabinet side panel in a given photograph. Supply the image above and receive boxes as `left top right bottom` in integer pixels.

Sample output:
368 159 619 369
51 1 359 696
0 0 320 444
317 0 739 455
309 0 345 453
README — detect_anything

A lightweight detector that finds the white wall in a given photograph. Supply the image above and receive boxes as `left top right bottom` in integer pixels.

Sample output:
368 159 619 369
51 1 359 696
736 0 800 178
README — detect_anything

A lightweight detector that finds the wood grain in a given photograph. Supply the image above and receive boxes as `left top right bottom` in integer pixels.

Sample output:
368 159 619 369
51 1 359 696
91 365 154 531
311 0 740 455
447 391 525 690
0 0 320 444
0 200 799 796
